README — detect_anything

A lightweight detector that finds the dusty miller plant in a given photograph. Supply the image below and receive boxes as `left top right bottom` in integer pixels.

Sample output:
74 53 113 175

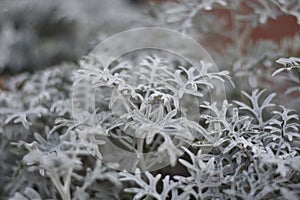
0 0 300 200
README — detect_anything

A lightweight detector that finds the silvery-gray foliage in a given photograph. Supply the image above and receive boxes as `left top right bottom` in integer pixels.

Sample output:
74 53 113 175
120 168 177 200
72 54 231 172
0 0 150 73
272 57 300 105
1 0 300 200
9 187 42 200
273 57 300 76
161 0 300 32
120 90 300 199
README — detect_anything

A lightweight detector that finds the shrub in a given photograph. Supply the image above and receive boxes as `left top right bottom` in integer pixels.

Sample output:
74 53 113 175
0 0 300 199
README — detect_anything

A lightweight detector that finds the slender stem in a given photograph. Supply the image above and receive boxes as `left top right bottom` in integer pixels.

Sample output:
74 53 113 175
48 169 70 200
137 138 146 171
63 145 79 200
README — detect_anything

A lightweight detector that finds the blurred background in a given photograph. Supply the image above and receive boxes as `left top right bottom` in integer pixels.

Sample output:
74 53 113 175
0 0 156 74
0 0 299 73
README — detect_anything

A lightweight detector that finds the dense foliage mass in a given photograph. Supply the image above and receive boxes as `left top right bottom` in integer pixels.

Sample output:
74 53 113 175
0 0 300 199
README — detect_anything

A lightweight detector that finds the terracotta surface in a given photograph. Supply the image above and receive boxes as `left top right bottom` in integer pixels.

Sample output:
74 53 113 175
250 15 300 41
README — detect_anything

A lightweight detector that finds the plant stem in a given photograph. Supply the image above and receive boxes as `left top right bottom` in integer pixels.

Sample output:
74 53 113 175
137 138 146 171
